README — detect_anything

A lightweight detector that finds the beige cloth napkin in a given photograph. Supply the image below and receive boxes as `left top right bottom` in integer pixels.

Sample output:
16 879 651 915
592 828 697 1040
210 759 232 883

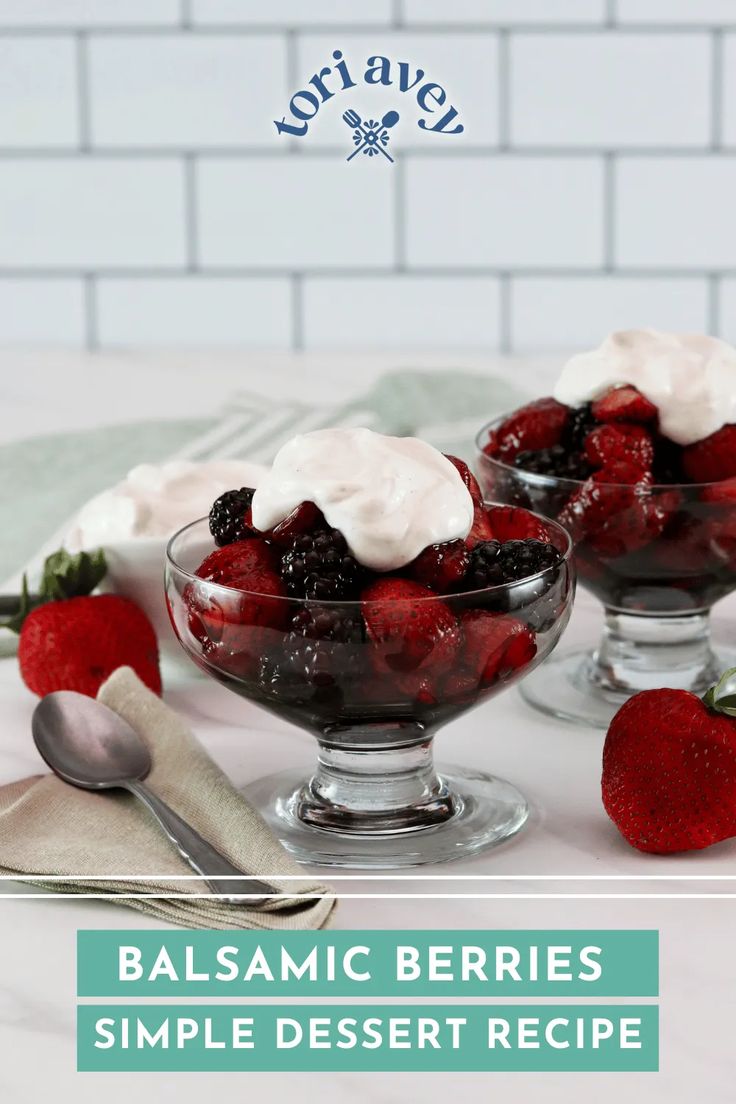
0 667 337 930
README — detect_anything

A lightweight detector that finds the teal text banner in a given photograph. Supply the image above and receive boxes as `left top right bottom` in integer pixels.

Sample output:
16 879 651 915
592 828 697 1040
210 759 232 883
77 1003 659 1072
77 929 658 998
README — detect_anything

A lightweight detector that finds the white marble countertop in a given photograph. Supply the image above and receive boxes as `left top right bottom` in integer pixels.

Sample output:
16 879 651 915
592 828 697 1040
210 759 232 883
0 350 733 1103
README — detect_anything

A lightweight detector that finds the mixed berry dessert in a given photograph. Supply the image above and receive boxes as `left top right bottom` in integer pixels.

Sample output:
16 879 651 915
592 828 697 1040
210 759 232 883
166 428 574 867
476 329 736 726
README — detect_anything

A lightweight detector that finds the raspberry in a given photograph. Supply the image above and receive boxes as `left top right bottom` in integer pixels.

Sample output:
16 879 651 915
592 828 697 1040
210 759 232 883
409 539 470 592
466 539 562 589
484 397 569 462
281 527 363 600
208 487 257 546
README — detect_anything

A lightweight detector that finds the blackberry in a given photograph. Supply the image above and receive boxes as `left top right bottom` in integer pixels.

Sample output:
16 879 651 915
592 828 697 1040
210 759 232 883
514 445 591 481
258 606 364 700
465 540 504 588
496 539 563 582
466 538 562 588
281 528 363 600
208 487 255 547
563 401 596 451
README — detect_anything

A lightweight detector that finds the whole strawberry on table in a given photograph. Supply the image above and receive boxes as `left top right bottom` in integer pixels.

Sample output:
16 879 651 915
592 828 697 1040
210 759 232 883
4 549 161 698
174 454 571 732
602 670 736 854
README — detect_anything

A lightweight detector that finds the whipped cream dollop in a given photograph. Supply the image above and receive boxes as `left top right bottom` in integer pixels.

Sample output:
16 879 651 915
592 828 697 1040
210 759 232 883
251 427 474 572
553 329 736 446
65 459 265 549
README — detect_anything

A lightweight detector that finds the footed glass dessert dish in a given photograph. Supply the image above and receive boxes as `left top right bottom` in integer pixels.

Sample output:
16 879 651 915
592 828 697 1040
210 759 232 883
477 415 736 729
166 513 574 868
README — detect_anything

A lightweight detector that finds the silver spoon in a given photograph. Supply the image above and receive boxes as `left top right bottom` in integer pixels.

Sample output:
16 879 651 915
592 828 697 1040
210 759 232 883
32 691 273 906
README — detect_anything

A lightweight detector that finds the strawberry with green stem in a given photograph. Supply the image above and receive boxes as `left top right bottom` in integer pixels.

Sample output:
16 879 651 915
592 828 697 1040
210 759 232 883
602 668 736 853
2 549 161 698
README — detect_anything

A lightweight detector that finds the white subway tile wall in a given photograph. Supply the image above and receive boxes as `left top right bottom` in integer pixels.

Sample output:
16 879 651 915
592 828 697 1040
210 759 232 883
0 0 733 351
96 277 292 346
302 276 500 349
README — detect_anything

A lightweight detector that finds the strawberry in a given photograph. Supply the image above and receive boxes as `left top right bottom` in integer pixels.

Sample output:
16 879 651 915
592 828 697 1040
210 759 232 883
444 454 483 505
602 669 736 853
682 424 736 483
361 578 460 684
558 462 651 544
485 505 553 543
702 476 736 504
190 538 287 642
460 610 536 687
591 385 658 424
583 424 654 472
408 539 470 592
193 537 279 585
5 549 161 698
483 397 569 462
266 501 323 546
466 503 496 548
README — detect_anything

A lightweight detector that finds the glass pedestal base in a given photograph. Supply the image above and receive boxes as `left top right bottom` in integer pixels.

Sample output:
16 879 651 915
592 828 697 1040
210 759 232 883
521 623 734 730
242 764 528 868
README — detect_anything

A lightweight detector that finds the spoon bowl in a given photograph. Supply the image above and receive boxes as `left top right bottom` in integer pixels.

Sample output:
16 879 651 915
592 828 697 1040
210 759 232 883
33 691 150 788
31 690 273 903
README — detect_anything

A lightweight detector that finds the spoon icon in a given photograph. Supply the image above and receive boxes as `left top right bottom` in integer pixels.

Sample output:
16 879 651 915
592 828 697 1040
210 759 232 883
32 691 274 904
345 109 399 162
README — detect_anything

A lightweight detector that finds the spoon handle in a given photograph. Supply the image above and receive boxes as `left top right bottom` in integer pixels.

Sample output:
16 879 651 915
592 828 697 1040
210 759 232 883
126 780 274 905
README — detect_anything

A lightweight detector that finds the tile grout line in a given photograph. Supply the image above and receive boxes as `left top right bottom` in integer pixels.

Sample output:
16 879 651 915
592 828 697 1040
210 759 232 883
180 0 192 30
183 153 198 271
3 24 736 34
285 29 300 155
498 28 510 150
83 273 97 350
75 31 91 152
1 147 731 160
708 273 721 335
603 152 616 271
291 273 304 351
606 0 617 29
393 155 406 271
3 267 734 279
711 29 724 150
392 0 404 29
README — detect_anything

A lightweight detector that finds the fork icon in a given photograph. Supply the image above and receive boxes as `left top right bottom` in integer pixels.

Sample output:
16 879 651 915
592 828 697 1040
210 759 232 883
342 109 399 163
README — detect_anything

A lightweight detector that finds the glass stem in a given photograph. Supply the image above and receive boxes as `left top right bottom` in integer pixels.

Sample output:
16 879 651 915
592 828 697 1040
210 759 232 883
296 732 457 835
589 609 722 696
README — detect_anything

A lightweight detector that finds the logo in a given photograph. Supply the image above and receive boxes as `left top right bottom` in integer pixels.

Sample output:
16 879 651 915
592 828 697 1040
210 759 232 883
274 49 464 165
343 109 399 163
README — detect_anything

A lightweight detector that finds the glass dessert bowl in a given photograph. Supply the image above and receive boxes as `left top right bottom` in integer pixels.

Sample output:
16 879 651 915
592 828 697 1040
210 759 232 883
475 329 736 729
165 508 574 869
